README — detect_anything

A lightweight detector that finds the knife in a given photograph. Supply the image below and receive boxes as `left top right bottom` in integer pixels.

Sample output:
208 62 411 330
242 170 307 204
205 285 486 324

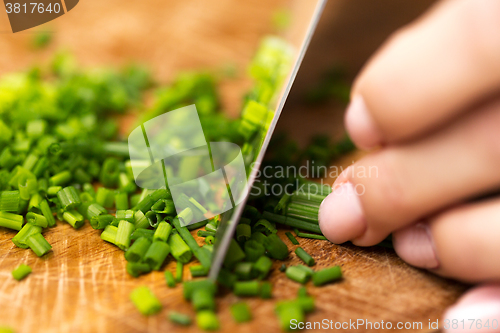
209 0 328 280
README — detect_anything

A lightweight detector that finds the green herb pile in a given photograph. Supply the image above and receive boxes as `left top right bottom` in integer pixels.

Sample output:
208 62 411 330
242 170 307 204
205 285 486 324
0 36 355 332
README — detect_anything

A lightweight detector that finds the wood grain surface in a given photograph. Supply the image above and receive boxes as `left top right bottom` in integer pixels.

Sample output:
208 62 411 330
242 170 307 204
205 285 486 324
0 0 467 332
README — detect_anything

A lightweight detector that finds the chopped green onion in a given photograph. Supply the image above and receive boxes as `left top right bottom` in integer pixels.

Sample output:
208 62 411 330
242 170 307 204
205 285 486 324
223 239 246 269
286 266 310 284
95 187 114 208
197 230 215 238
125 237 152 263
115 220 135 250
250 231 267 244
234 262 254 280
171 218 210 268
295 247 315 266
262 211 322 234
285 232 299 245
12 223 42 248
253 219 277 235
130 286 162 315
177 207 194 226
47 186 62 197
168 233 192 263
164 270 176 288
168 311 192 326
153 221 172 242
217 268 237 289
275 302 305 331
12 263 32 281
230 302 252 323
244 240 265 262
297 286 308 297
26 233 52 257
86 203 107 220
264 234 288 260
192 288 216 311
196 310 219 331
115 209 135 223
295 231 327 240
63 210 84 229
114 192 129 210
57 186 81 211
0 211 24 230
183 279 217 300
312 266 342 286
133 210 149 229
190 265 209 277
234 281 261 297
39 199 56 227
254 255 273 278
90 214 114 229
0 191 20 212
236 223 251 242
101 225 118 244
126 262 151 278
26 212 48 228
49 171 71 186
205 235 214 245
260 282 272 299
130 228 154 241
143 241 170 270
151 199 175 214
100 157 120 187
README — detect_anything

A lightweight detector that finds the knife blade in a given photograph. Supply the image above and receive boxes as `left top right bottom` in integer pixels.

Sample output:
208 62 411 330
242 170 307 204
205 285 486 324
209 0 327 280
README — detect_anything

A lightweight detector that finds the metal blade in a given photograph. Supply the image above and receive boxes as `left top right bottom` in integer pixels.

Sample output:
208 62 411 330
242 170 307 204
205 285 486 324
209 0 327 280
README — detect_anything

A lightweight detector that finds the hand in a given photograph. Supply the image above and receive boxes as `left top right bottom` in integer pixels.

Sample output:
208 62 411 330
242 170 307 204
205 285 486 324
318 0 500 331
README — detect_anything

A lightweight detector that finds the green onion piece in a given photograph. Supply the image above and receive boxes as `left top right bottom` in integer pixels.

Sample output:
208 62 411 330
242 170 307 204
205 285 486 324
37 178 48 195
264 234 288 260
262 211 322 234
63 210 84 229
171 218 210 268
90 214 114 229
223 239 246 269
39 199 56 227
12 263 32 281
183 279 217 300
0 211 24 230
168 311 191 326
297 286 308 297
115 192 129 210
164 271 176 288
151 199 175 214
205 222 217 233
275 302 305 331
26 233 52 257
234 281 260 297
175 261 183 282
100 157 120 187
83 183 96 196
296 296 315 313
236 224 251 242
115 209 135 223
74 168 91 184
168 233 192 263
130 286 162 315
49 171 71 186
153 221 172 242
126 262 152 278
119 172 136 193
287 202 319 215
186 219 209 231
205 235 214 245
285 232 299 245
26 212 48 228
254 255 273 279
134 195 154 214
101 225 118 244
125 237 152 262
12 223 42 248
295 264 314 278
244 240 265 262
177 207 194 226
86 203 107 220
192 288 216 311
130 228 154 241
295 247 315 266
116 220 135 250
250 231 267 244
32 157 49 178
279 264 286 272
286 266 310 284
260 282 272 299
133 210 149 229
234 262 254 280
239 217 251 225
47 186 62 197
190 265 209 277
252 219 277 235
197 230 215 238
0 191 20 212
95 187 114 208
293 190 327 203
274 193 292 214
230 302 252 323
196 310 219 331
312 266 342 286
243 205 261 222
295 231 327 240
143 241 170 270
217 268 237 289
145 211 161 228
57 186 81 211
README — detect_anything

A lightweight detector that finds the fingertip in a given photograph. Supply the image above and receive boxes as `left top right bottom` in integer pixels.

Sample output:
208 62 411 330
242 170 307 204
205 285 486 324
393 223 439 269
345 95 383 150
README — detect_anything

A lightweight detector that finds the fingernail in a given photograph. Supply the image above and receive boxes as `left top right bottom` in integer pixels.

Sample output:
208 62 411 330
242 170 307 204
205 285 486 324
345 95 382 150
443 284 500 333
393 223 439 269
319 182 366 244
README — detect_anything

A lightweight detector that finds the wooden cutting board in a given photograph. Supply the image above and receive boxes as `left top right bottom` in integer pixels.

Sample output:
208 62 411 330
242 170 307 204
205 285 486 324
0 0 466 332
